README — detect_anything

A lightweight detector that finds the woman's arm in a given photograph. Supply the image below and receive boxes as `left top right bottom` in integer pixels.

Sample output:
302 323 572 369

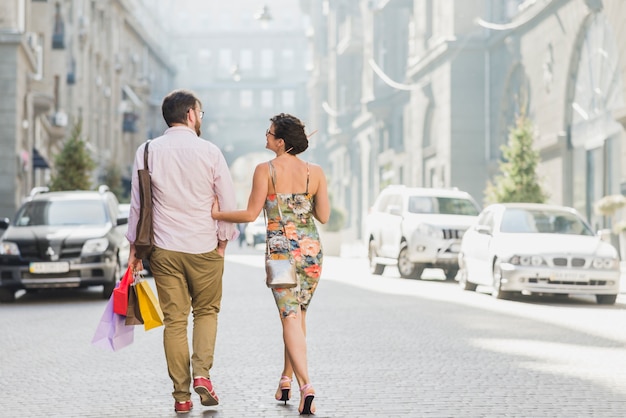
312 167 330 224
212 163 269 223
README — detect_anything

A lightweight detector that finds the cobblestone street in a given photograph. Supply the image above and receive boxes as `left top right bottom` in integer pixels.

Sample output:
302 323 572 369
1 245 626 417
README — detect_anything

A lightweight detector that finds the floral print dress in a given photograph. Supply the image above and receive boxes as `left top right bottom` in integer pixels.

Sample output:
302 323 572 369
265 162 323 318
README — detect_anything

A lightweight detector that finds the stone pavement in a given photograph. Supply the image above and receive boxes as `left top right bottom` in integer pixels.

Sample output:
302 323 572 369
1 244 626 417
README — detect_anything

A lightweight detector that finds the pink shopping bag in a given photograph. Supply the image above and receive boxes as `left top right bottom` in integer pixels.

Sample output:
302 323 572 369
92 289 134 351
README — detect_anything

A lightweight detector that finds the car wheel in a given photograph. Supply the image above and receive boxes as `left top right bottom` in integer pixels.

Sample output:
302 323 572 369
103 258 120 299
596 294 617 305
368 240 385 275
444 267 459 281
491 259 512 300
398 246 423 279
0 288 16 303
458 270 477 291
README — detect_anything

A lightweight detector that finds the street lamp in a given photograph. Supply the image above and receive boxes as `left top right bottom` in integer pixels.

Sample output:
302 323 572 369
254 5 272 28
231 64 241 82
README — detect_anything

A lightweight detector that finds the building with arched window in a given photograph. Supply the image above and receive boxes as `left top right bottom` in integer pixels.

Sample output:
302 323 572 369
301 0 626 245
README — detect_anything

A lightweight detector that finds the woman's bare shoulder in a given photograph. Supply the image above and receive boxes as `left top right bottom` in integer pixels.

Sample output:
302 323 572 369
254 161 270 173
306 162 326 176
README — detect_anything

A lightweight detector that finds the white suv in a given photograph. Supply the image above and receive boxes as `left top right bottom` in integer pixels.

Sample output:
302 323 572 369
366 185 480 279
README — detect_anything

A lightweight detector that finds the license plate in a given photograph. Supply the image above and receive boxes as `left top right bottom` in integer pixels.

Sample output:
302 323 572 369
550 271 588 282
29 262 70 274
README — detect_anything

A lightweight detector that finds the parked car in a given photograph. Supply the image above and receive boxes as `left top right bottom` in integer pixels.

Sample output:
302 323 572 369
366 185 480 279
245 215 266 247
457 203 620 304
0 187 128 302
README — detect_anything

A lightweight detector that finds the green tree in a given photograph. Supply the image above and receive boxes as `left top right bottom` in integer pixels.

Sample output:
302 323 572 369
49 120 96 191
485 111 549 204
102 163 126 202
325 206 346 232
322 192 346 232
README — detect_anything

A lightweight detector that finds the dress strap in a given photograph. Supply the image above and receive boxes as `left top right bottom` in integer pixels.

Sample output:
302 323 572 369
306 163 310 194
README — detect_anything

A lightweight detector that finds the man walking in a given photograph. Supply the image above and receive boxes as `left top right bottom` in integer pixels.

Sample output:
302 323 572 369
126 89 238 414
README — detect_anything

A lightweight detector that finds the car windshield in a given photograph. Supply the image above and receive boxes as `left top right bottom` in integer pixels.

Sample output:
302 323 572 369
408 196 479 216
14 200 108 226
500 208 594 235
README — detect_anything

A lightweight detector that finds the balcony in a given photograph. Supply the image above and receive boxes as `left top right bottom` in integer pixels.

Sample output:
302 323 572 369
337 16 362 56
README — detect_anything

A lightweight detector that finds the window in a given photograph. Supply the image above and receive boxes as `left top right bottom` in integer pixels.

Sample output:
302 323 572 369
198 49 211 67
218 49 232 72
219 91 231 107
240 49 253 70
16 200 108 226
281 49 294 70
282 90 295 108
240 90 253 108
261 90 273 108
260 49 274 77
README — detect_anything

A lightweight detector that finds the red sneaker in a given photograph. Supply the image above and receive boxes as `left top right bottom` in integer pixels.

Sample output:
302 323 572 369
174 400 193 414
193 377 219 406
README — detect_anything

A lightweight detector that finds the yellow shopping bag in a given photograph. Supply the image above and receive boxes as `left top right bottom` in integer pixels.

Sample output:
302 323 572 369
135 280 164 331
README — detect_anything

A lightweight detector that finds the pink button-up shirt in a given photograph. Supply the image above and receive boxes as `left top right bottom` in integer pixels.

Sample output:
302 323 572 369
126 126 239 254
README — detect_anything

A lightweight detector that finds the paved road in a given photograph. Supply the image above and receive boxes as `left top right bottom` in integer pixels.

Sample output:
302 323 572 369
1 244 626 417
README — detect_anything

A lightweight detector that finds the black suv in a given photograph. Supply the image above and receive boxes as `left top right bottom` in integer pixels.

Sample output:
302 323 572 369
0 187 128 302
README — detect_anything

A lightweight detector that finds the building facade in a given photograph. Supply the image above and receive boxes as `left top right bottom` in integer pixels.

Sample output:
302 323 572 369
301 0 626 242
0 0 176 217
166 1 310 208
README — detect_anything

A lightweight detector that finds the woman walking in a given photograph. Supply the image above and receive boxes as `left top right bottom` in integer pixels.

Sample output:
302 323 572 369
212 113 329 414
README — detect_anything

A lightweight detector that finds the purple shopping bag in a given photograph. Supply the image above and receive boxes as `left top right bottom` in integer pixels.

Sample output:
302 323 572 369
92 293 134 351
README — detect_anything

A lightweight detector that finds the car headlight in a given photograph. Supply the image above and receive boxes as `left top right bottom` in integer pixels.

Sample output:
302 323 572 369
592 257 617 270
0 241 20 256
416 223 443 239
509 255 545 266
81 238 110 255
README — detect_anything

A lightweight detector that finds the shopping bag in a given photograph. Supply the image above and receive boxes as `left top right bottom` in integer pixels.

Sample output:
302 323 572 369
113 266 134 316
136 280 164 331
125 283 144 326
92 292 134 351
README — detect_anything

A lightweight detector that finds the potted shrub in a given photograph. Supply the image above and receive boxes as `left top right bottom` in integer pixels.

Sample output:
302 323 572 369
319 206 345 256
594 194 626 259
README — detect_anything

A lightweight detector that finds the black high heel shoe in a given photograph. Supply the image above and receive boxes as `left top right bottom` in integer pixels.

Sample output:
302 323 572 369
275 375 292 404
298 384 315 415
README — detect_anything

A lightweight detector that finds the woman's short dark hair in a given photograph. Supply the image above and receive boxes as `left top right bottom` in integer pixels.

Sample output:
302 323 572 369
162 90 200 127
270 113 308 155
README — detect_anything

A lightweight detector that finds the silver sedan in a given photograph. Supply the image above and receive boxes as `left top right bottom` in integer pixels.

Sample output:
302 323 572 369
457 203 620 304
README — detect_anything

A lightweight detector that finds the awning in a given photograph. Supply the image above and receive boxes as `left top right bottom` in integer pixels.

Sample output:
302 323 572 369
122 85 143 108
32 147 50 169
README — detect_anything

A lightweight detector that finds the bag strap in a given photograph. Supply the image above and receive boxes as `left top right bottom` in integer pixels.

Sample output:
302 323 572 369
268 161 284 221
265 161 290 255
143 140 151 170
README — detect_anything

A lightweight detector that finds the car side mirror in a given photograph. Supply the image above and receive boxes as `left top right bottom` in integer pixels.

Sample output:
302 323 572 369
388 205 402 216
0 217 9 229
475 224 492 235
